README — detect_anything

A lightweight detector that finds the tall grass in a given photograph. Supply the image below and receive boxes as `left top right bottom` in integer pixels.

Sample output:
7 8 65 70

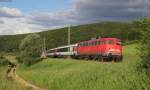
0 67 27 90
18 44 150 90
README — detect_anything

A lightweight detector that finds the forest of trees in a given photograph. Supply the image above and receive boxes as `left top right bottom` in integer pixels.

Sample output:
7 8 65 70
0 22 141 52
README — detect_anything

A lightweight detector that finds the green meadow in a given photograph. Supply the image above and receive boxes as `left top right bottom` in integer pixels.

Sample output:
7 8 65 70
15 44 150 90
0 67 27 90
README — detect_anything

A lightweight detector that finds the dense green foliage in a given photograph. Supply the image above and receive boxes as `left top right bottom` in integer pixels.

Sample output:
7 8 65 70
18 34 42 66
0 22 140 52
18 44 150 90
0 35 26 52
137 19 150 69
0 55 9 66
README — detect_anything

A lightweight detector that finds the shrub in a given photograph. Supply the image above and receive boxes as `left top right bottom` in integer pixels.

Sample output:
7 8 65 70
122 40 138 46
0 55 9 66
18 34 43 66
136 19 150 70
22 57 42 66
16 56 23 63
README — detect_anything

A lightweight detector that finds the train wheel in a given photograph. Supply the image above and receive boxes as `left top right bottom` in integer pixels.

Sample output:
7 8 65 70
97 55 101 61
89 56 93 60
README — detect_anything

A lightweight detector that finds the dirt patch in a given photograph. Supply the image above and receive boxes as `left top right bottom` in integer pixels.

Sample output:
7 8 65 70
6 66 44 90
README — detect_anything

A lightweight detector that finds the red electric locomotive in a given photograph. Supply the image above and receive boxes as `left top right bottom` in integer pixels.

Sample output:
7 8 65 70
47 38 123 62
76 38 123 61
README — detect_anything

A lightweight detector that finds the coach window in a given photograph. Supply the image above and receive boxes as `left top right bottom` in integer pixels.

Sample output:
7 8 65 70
82 43 84 46
88 42 90 46
91 42 94 46
96 41 99 45
91 42 93 46
94 41 97 46
86 42 88 46
84 42 86 46
80 43 83 46
84 42 87 46
93 41 96 46
86 42 89 46
94 41 96 46
80 43 82 46
83 42 86 46
89 42 91 46
90 42 92 46
97 41 99 45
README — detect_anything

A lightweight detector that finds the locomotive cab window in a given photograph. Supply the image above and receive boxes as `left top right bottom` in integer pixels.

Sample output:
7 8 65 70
104 40 114 44
116 40 122 45
116 41 122 45
107 40 114 44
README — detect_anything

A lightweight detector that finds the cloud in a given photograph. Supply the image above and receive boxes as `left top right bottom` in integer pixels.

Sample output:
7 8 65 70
74 0 150 20
0 17 43 35
0 7 22 18
0 0 150 35
26 9 79 27
28 0 150 28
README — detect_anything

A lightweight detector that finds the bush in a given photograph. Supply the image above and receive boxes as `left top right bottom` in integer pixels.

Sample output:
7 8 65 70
0 55 9 66
136 19 150 70
16 56 23 63
122 40 138 46
22 57 42 66
18 34 43 66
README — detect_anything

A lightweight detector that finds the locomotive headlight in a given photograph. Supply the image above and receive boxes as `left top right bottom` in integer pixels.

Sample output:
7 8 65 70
109 49 120 52
103 49 121 56
109 49 115 52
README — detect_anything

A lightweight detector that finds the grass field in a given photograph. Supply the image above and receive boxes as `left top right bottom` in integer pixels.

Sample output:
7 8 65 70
16 44 150 90
0 67 27 90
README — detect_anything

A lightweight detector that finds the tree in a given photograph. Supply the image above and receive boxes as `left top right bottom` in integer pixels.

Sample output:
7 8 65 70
18 34 42 66
137 19 150 69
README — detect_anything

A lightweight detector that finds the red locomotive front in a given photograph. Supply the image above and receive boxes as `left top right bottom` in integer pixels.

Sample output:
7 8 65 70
76 38 123 61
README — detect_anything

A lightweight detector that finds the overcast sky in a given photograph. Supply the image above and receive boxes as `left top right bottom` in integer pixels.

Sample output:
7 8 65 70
0 0 150 35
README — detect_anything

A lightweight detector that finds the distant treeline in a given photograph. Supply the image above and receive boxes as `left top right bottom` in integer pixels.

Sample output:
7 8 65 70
0 22 141 52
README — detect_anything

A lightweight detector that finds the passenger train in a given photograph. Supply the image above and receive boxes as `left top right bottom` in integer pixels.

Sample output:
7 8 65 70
47 38 123 62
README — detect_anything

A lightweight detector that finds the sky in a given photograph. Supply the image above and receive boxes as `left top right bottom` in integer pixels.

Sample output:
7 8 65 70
0 0 150 35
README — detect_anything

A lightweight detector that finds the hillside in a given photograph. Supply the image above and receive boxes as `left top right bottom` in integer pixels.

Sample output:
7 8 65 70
0 22 140 52
16 44 150 90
